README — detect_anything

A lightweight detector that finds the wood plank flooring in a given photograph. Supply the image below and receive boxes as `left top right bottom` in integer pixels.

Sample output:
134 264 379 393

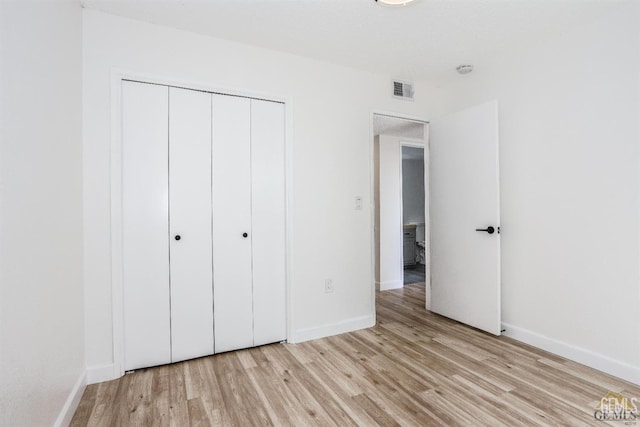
71 283 640 426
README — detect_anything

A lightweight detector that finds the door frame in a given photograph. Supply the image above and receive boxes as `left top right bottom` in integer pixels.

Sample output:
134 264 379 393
110 70 294 379
370 111 430 318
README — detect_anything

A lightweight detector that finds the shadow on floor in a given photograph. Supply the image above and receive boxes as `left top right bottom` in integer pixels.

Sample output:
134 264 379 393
403 264 425 285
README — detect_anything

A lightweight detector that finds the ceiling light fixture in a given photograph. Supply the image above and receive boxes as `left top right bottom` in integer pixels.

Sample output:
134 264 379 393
375 0 417 6
456 64 474 75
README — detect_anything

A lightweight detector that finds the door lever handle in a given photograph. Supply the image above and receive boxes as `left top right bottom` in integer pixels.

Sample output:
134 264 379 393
475 226 495 234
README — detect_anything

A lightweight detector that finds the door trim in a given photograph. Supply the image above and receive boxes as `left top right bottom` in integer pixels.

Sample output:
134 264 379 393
110 70 293 379
370 111 430 319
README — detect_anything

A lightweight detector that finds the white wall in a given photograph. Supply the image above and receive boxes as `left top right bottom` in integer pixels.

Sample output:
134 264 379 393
375 136 426 289
433 2 640 382
82 10 436 379
402 148 426 239
0 1 85 425
376 135 404 290
402 151 426 257
402 161 425 225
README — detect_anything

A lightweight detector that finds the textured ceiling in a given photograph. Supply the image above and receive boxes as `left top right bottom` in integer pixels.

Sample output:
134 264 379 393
373 114 424 139
82 0 625 83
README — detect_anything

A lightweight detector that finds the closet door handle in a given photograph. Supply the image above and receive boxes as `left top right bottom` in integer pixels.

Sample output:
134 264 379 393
242 232 248 238
174 235 181 241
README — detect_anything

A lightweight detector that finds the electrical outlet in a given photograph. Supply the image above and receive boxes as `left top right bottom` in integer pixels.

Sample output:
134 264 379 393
325 278 334 293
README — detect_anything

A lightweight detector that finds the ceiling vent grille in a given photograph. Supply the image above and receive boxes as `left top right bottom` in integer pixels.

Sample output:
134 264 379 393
392 80 414 101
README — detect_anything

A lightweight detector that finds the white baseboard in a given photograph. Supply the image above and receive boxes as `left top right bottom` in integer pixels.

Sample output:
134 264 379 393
291 314 376 343
54 370 86 427
86 363 120 385
377 279 403 291
502 322 640 385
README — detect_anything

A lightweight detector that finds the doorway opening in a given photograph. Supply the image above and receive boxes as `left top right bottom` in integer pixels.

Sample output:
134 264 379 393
401 145 426 285
372 113 428 297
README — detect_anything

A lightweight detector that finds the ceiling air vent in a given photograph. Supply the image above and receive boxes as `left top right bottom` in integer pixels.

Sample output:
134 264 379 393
392 80 414 101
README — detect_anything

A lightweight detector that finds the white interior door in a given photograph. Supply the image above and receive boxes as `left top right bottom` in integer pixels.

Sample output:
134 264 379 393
430 100 501 335
212 94 254 353
122 81 171 370
250 99 287 346
168 87 214 362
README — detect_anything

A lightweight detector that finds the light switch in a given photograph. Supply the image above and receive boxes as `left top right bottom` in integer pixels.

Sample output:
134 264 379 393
355 196 363 210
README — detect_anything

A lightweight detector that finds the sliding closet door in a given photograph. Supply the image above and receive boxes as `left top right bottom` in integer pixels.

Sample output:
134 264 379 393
212 95 254 353
122 81 171 370
251 100 287 346
169 87 214 362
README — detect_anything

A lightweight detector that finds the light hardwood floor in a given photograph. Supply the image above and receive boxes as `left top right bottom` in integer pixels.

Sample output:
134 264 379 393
72 283 640 426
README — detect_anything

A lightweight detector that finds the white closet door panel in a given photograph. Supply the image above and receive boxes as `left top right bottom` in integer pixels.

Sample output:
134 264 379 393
212 94 254 353
122 81 171 370
251 100 287 346
169 87 214 362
